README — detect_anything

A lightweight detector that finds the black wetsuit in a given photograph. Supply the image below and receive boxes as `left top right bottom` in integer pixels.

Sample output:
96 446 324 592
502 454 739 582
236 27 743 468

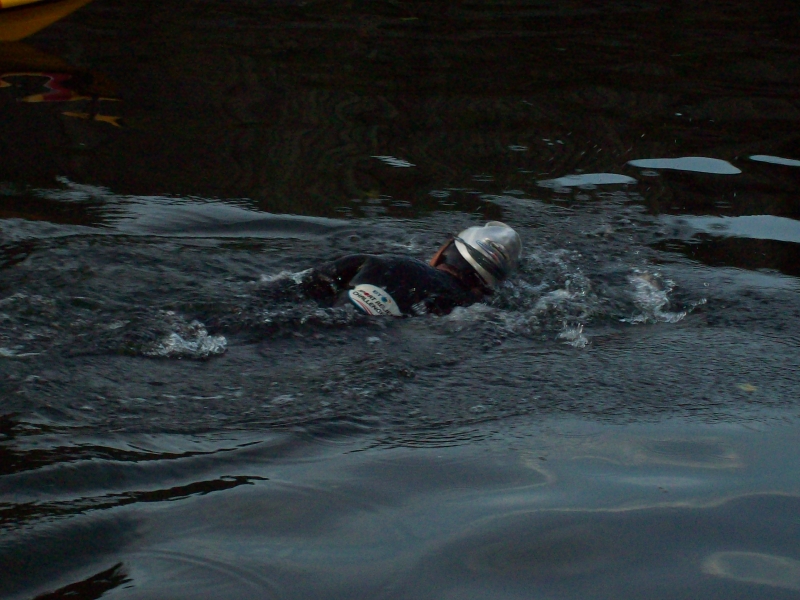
302 254 483 316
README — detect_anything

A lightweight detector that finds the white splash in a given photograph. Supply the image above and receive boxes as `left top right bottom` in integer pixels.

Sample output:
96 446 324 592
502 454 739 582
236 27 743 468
623 272 687 324
534 288 578 312
143 320 227 359
388 239 424 252
557 322 588 348
444 303 495 325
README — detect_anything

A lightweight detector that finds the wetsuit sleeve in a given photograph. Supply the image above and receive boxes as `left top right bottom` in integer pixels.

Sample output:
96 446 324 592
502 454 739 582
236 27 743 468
301 255 369 302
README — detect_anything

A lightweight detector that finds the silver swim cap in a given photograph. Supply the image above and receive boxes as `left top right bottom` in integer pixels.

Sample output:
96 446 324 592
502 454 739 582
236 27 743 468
454 221 522 288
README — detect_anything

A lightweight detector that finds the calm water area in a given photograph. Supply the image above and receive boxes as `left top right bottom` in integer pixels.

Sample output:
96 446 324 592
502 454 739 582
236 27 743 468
2 1 800 598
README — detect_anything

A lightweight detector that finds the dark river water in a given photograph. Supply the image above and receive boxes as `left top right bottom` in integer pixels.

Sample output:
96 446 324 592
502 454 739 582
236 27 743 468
2 1 800 598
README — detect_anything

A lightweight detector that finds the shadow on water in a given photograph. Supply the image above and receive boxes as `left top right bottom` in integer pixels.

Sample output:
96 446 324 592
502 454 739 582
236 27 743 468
0 412 265 477
32 562 131 600
1 473 265 533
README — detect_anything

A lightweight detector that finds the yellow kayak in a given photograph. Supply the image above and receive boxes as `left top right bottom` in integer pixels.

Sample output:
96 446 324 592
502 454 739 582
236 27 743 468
1 0 42 7
1 0 46 7
0 0 94 41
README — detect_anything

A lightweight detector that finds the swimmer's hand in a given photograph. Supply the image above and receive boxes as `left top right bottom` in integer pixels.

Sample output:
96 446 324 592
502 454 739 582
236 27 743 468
300 255 371 301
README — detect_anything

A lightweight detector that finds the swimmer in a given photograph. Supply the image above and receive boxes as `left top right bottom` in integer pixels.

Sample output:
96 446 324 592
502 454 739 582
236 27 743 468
301 221 522 316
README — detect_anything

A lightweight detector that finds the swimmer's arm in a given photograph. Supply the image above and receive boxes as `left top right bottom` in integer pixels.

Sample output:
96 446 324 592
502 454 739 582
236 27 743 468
301 254 370 300
423 285 488 316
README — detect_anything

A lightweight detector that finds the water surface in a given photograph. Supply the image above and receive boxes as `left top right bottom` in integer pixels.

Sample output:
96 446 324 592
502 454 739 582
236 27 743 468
2 1 800 598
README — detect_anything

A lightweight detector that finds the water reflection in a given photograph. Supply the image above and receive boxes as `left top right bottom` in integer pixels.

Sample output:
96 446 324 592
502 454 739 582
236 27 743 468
537 173 637 187
420 493 800 599
628 157 742 175
671 214 800 244
0 0 120 132
6 417 799 599
0 40 121 131
1 3 800 598
656 211 800 278
2 0 797 220
636 438 740 469
656 237 800 278
1 0 798 283
704 551 800 591
750 154 800 168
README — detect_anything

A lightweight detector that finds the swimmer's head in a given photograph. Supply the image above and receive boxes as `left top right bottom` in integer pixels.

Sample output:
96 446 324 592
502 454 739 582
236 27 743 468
431 222 522 289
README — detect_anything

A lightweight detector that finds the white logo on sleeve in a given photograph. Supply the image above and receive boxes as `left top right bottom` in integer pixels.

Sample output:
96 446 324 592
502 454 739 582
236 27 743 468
348 284 402 316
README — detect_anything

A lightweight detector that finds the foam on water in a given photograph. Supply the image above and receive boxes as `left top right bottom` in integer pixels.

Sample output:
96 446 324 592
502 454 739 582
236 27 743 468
261 304 366 329
443 303 539 336
259 269 313 285
142 317 227 359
